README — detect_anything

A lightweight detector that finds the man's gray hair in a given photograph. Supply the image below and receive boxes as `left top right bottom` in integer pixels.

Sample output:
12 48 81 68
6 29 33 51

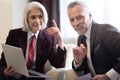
67 1 89 12
22 1 48 32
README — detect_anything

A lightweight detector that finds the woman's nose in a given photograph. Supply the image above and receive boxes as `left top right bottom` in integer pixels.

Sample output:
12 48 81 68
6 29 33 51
35 17 40 23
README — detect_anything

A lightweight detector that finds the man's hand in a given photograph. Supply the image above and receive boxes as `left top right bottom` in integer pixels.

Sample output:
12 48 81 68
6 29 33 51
73 44 87 64
92 74 110 80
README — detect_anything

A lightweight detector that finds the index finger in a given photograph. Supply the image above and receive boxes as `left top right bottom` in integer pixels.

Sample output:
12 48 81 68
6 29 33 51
80 44 86 49
52 19 57 28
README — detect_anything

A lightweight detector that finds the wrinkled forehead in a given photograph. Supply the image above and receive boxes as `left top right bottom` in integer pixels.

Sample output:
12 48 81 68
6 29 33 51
68 5 84 13
68 5 88 18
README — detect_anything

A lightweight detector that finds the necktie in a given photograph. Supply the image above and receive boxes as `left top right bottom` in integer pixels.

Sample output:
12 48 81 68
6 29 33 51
78 35 96 75
27 35 36 69
77 35 87 47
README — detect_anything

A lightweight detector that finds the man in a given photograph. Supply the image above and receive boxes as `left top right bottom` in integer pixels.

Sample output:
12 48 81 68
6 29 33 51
67 1 120 80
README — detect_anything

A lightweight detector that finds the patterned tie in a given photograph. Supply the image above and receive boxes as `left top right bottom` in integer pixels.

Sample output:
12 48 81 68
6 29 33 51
77 35 87 47
27 35 36 69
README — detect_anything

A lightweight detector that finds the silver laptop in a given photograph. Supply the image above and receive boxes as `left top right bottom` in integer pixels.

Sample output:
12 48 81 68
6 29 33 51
1 44 52 78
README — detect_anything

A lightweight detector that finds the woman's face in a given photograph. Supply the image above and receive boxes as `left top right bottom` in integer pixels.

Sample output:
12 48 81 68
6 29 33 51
27 8 44 33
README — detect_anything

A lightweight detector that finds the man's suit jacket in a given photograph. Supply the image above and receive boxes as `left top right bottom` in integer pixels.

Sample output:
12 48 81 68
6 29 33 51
0 28 66 79
73 22 120 75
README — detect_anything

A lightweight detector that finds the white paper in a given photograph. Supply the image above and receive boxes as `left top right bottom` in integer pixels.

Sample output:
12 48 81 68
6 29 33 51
77 73 92 80
1 44 52 79
1 44 29 77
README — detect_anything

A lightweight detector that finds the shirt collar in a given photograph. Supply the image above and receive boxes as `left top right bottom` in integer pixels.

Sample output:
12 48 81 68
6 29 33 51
28 30 39 40
84 23 92 40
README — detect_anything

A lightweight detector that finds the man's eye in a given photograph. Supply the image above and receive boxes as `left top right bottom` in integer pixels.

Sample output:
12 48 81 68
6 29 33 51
70 18 74 22
76 16 83 20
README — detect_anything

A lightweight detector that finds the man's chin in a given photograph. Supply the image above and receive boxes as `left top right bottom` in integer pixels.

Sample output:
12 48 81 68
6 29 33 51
77 32 82 35
76 30 82 35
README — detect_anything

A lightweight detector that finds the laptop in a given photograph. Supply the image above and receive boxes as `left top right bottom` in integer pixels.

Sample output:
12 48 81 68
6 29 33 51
1 44 52 78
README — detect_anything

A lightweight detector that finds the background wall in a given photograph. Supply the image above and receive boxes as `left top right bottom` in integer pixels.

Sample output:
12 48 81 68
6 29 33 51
0 0 12 57
0 0 28 58
12 0 28 29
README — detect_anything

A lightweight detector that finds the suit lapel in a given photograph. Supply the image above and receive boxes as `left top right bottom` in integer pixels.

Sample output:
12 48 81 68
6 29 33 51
18 31 27 56
90 23 97 52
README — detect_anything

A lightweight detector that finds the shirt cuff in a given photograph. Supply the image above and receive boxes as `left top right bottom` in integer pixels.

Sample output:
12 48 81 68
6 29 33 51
56 44 64 50
73 60 82 69
106 69 120 80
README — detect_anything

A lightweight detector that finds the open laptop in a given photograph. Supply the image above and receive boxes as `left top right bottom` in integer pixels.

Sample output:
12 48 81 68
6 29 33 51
1 44 52 78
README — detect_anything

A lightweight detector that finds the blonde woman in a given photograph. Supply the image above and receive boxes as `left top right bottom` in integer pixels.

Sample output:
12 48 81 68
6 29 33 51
0 1 66 80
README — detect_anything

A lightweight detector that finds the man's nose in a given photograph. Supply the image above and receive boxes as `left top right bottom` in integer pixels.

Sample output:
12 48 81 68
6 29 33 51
73 19 80 26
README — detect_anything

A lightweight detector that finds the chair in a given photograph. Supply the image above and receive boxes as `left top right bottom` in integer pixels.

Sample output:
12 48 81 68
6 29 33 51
45 69 78 80
45 68 66 80
45 44 77 80
65 69 78 80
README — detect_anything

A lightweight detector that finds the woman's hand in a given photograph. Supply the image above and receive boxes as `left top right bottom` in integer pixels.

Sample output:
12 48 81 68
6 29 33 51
4 65 16 76
47 19 63 48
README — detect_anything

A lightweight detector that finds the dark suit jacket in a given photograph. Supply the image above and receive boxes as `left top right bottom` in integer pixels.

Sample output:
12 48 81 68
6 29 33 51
0 28 66 79
73 22 120 76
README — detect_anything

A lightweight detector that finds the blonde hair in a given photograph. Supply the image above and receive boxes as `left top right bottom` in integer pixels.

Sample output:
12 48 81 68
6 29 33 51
22 1 48 32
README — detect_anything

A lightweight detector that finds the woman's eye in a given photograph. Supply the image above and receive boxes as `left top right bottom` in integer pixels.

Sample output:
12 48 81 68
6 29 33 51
38 15 43 19
31 16 36 19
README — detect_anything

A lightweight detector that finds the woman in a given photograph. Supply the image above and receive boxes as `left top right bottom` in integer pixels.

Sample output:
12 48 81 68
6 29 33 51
0 1 66 80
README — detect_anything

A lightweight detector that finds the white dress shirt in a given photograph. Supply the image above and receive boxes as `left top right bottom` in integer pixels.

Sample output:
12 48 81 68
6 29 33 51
25 30 39 69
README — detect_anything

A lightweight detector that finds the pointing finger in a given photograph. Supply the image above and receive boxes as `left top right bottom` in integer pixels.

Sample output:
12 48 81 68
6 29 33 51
52 19 57 27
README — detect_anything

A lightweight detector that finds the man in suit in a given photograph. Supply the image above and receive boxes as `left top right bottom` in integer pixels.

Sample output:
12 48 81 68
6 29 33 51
67 1 120 80
0 2 66 80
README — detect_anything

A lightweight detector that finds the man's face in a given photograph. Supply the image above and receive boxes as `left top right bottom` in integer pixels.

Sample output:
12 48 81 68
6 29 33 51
27 8 44 33
68 5 91 35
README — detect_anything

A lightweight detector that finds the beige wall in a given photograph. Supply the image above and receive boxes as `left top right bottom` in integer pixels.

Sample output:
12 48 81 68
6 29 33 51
0 0 28 58
0 0 12 56
13 0 28 29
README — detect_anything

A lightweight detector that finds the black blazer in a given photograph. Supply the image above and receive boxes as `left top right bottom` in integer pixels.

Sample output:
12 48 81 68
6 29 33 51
0 28 66 78
73 22 120 75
